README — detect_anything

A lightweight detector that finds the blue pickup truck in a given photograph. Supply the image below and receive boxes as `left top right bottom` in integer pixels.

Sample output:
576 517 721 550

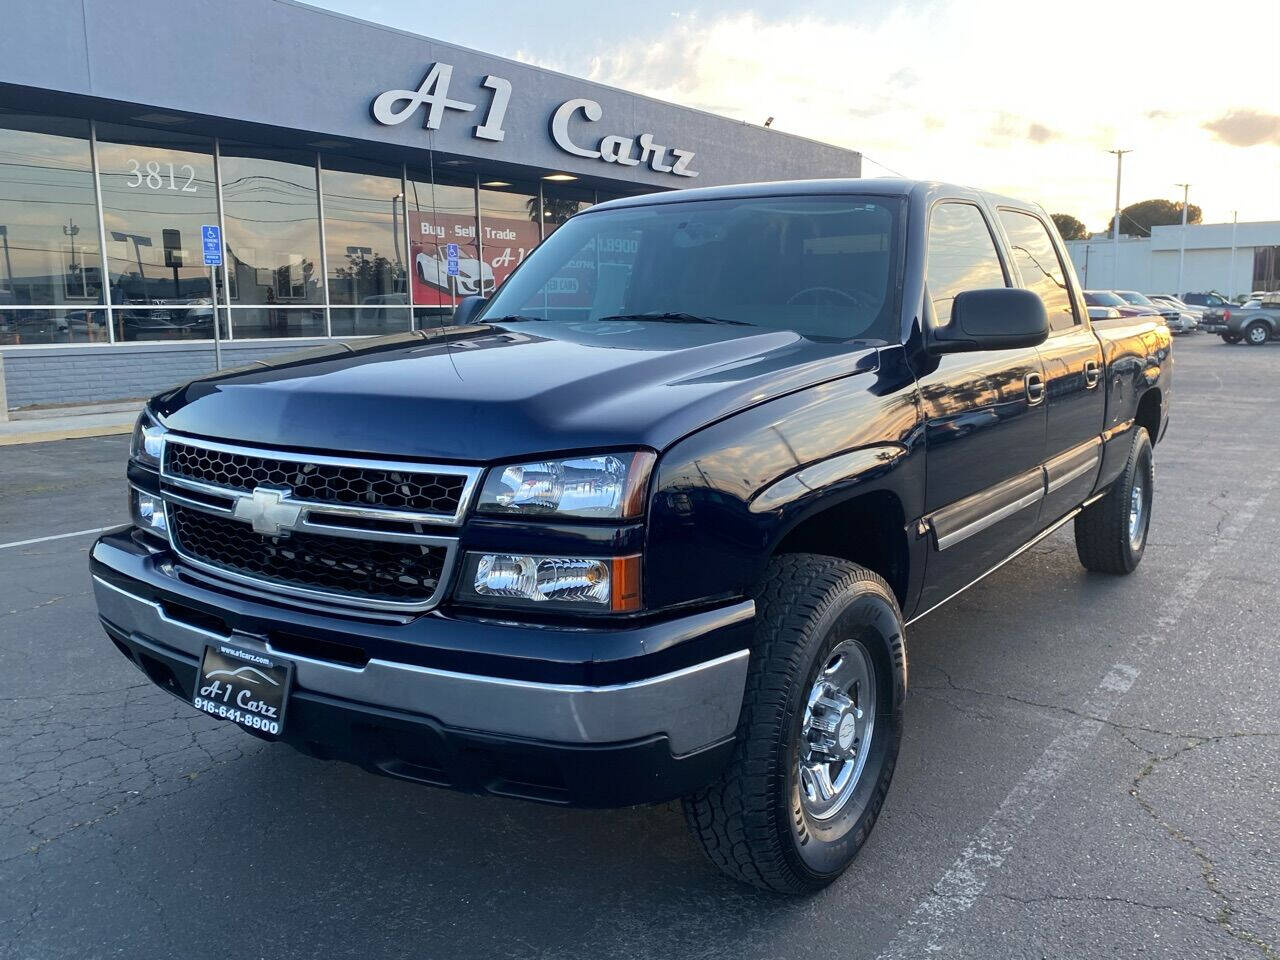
92 178 1171 893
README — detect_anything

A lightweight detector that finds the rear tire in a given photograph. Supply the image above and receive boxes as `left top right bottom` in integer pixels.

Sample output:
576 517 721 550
682 555 906 894
1075 427 1153 574
1221 333 1241 344
1245 321 1270 346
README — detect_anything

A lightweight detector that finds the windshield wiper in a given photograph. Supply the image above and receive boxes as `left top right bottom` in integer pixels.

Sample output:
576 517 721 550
596 311 752 326
482 314 548 323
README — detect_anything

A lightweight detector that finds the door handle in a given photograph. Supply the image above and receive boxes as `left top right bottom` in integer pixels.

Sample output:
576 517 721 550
1025 372 1045 406
1084 359 1101 388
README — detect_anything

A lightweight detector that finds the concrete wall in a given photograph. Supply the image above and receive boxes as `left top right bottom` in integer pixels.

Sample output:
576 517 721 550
1065 219 1280 298
1067 239 1261 297
0 340 327 410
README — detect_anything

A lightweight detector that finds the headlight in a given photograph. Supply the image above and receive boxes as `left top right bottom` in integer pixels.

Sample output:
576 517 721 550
130 488 168 538
459 552 641 612
476 451 655 519
130 411 166 468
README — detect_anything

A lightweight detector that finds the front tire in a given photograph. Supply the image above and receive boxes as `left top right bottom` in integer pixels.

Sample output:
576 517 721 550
682 555 906 894
1245 321 1270 346
1075 426 1154 574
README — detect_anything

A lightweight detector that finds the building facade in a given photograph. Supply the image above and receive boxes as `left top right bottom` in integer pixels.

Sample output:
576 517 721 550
1064 220 1280 299
0 0 861 410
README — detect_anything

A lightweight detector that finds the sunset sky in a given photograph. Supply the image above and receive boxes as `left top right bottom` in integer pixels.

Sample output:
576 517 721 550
315 0 1280 231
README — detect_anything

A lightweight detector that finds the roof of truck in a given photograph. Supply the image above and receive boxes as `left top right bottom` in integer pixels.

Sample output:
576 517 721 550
592 178 1044 215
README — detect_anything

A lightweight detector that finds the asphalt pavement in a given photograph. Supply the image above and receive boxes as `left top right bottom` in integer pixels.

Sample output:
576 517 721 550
1 334 1276 960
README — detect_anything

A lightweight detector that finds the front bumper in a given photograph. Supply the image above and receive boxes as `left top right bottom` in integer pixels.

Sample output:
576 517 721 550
92 532 752 806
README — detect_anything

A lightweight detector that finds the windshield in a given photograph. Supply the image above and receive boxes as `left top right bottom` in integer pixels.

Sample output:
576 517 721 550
1084 291 1125 307
480 194 903 342
1117 291 1153 305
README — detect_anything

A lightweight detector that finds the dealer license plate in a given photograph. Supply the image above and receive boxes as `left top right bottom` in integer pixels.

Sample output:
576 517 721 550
193 642 292 738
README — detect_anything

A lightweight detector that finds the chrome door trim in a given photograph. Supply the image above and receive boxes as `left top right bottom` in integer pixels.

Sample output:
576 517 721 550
907 491 1105 625
928 467 1045 551
1045 436 1102 494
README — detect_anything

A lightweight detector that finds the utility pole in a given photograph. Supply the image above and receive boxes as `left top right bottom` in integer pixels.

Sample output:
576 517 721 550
1109 149 1130 289
1228 211 1238 299
1175 183 1190 296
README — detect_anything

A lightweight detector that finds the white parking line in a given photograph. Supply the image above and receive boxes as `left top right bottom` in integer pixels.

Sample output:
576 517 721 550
877 663 1138 959
878 471 1280 958
0 525 118 550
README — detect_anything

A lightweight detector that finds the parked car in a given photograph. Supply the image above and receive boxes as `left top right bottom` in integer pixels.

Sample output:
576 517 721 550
1199 294 1280 345
1146 295 1198 333
1083 290 1159 318
93 179 1171 893
1182 291 1233 310
416 249 494 297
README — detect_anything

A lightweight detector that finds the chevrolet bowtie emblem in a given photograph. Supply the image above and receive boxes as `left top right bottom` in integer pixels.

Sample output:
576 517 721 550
232 487 304 537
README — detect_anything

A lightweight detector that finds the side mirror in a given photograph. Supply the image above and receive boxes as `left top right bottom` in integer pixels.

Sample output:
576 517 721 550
453 295 488 326
928 288 1049 354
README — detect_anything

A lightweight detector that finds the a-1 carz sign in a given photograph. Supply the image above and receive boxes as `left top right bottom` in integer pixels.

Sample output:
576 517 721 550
371 62 699 179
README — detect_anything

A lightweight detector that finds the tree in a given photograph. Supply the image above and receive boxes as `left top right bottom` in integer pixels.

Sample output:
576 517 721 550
1106 198 1202 238
1050 213 1088 241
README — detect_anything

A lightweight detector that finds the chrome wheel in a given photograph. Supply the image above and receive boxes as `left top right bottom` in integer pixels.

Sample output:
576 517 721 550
797 639 877 821
1128 478 1144 546
1247 324 1268 345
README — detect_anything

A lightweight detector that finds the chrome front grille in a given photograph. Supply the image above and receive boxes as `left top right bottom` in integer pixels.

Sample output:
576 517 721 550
168 505 450 606
156 433 480 613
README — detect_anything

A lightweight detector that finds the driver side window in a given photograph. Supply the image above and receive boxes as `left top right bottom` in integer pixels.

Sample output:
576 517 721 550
926 202 1007 325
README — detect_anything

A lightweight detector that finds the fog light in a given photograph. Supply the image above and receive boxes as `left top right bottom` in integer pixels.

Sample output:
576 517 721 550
463 553 641 611
131 489 168 537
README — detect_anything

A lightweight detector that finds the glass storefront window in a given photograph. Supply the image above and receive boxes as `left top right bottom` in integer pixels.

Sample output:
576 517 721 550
0 111 103 346
542 184 594 236
406 172 479 310
220 143 323 306
330 306 410 338
321 158 407 307
228 306 325 340
95 122 219 341
479 181 541 291
0 308 107 346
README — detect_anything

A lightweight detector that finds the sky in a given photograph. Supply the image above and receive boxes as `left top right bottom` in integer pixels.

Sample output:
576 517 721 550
311 0 1280 231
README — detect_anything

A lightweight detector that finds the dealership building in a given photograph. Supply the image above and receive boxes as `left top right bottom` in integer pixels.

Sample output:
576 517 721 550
0 0 861 411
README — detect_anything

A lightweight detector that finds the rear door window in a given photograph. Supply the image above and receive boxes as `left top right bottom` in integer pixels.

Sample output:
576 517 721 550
998 209 1079 332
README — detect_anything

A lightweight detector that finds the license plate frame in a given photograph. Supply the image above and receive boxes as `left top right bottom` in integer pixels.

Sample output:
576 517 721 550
193 641 293 739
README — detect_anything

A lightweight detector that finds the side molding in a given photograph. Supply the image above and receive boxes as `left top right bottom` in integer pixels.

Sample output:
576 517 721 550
928 468 1044 551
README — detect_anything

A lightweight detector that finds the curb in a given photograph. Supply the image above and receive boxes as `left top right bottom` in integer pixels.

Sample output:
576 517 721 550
0 422 134 446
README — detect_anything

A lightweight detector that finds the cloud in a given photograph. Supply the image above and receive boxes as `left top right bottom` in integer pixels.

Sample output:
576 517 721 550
518 2 1280 225
1203 110 1280 147
1027 123 1058 144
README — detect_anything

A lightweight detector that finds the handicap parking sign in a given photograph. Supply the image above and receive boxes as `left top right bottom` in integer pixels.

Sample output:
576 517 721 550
201 225 222 266
445 242 460 277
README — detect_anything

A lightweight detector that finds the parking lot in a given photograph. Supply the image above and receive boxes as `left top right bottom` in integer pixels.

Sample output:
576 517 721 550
1 333 1276 960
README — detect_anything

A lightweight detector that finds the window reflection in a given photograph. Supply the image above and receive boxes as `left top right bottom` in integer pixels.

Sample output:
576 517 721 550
997 209 1077 332
0 308 107 345
406 173 480 308
926 203 1007 325
229 306 325 339
330 306 410 337
221 143 323 305
542 184 594 236
479 181 540 289
95 123 219 340
0 111 103 342
321 158 407 306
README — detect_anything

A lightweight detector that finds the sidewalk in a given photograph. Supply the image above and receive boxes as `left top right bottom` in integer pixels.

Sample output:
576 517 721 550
0 400 141 446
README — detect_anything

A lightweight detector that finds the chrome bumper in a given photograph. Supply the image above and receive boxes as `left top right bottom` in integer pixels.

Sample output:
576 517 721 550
93 575 749 755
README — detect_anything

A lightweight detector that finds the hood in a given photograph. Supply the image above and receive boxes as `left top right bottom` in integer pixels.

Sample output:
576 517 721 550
153 321 880 462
